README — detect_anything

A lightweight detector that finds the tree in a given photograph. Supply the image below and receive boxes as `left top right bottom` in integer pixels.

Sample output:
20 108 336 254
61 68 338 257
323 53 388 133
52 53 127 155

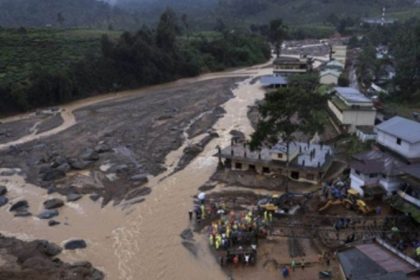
250 86 327 192
338 74 350 87
287 73 319 92
269 19 288 58
181 13 190 38
156 8 180 51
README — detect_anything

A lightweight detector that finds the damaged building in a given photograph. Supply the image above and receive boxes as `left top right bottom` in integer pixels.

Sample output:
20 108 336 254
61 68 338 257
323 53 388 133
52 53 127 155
218 141 334 185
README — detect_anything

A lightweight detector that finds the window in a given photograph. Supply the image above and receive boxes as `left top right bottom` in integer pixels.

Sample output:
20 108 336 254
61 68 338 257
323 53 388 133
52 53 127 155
277 153 283 159
396 138 402 145
291 171 300 180
235 162 242 169
262 167 270 174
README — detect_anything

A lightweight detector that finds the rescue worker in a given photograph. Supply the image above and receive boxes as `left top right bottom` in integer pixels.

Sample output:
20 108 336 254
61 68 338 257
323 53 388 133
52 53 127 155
209 234 214 246
264 210 268 223
291 259 296 271
244 254 250 265
201 204 206 219
281 266 289 278
268 211 273 223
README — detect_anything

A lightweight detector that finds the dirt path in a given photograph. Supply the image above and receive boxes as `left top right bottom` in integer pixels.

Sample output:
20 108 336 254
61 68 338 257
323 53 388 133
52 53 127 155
0 59 274 279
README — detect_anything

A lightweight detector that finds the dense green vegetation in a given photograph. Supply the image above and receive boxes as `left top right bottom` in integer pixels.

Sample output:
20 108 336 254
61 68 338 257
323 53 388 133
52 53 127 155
0 0 138 29
0 28 121 85
353 19 420 104
0 9 270 114
1 0 418 31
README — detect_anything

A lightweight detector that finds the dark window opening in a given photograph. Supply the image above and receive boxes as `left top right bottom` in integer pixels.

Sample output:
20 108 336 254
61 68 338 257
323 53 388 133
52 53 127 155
262 167 270 174
235 162 242 169
249 165 256 172
396 138 402 145
291 171 300 180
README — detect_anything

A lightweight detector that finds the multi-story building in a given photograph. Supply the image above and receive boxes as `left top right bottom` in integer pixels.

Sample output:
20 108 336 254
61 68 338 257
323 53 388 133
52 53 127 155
328 87 376 132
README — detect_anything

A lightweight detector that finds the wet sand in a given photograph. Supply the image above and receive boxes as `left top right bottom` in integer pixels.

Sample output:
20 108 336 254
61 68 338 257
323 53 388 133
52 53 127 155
0 61 273 279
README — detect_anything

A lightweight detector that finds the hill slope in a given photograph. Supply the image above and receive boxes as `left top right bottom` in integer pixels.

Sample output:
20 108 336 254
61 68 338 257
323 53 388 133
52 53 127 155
0 0 137 29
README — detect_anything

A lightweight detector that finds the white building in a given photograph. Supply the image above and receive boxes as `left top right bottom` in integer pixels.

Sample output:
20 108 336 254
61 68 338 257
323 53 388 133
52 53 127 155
320 69 340 85
332 45 347 65
350 150 405 197
328 87 377 132
375 116 420 162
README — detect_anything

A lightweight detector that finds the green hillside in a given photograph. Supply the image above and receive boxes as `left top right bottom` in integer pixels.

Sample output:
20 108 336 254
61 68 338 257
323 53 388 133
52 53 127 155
0 28 120 86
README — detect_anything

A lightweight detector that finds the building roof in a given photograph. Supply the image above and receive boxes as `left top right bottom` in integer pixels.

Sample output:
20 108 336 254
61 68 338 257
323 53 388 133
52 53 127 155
351 150 406 176
400 164 420 180
273 56 307 65
376 116 420 144
320 69 341 78
220 141 333 170
325 60 345 70
260 75 288 87
338 242 416 280
335 87 372 104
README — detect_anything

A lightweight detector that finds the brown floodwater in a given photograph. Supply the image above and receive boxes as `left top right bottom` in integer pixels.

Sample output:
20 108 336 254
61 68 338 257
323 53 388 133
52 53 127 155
0 62 273 279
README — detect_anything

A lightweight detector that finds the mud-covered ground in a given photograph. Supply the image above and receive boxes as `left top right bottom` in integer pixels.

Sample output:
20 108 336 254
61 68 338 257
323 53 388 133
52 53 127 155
0 77 243 204
0 234 103 280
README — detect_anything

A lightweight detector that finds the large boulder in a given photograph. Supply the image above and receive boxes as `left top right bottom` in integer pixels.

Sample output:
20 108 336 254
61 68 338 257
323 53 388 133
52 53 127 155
0 185 7 196
94 143 111 153
80 148 99 161
40 168 65 181
68 158 91 170
50 155 67 168
48 220 60 227
35 240 62 257
56 162 71 173
64 239 87 250
0 196 8 207
38 209 59 219
43 198 64 209
89 193 101 202
10 200 28 212
14 210 32 217
66 193 82 202
129 174 149 184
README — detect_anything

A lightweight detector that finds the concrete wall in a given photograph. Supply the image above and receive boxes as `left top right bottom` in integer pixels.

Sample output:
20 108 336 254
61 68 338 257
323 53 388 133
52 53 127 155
356 130 377 143
342 110 376 127
398 190 420 207
376 130 420 159
379 176 402 194
328 100 344 123
320 74 338 85
350 173 367 196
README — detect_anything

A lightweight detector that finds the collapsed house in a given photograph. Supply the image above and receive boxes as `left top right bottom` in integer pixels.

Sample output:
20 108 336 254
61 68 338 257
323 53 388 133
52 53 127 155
218 141 334 185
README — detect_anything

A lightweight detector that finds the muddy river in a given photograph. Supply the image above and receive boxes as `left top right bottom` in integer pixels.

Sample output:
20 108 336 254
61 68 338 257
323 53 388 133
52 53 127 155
0 62 273 279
